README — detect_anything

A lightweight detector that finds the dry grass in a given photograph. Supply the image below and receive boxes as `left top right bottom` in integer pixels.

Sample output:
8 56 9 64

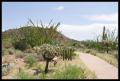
93 53 118 67
44 56 96 79
69 54 96 79
83 49 118 67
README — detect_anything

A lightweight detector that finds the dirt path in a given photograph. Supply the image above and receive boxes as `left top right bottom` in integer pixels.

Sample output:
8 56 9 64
79 53 118 79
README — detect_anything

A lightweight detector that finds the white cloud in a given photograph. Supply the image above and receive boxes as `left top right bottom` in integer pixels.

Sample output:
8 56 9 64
54 6 64 11
83 13 118 23
58 23 118 41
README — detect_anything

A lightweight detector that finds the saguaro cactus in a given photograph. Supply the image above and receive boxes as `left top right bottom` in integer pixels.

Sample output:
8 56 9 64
102 26 106 40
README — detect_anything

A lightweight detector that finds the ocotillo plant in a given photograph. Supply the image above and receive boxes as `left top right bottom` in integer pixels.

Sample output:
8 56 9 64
12 19 60 50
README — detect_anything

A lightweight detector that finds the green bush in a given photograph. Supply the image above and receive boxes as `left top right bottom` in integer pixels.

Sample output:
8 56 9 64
53 65 85 79
24 55 37 67
13 39 31 51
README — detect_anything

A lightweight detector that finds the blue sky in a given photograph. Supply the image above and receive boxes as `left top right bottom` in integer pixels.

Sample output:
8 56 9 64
2 2 118 41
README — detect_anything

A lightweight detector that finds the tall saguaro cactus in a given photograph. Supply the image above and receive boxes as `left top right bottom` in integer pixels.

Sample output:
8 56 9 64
101 26 109 53
102 26 108 41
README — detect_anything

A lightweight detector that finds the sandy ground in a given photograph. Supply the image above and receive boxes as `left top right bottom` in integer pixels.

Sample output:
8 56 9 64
79 53 118 79
2 55 25 79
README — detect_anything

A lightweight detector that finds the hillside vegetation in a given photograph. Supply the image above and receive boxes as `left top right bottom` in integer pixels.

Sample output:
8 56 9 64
2 20 118 79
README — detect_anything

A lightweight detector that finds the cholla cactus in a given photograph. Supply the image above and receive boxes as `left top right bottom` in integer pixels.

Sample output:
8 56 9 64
36 44 76 73
33 46 41 53
39 44 57 60
38 44 57 73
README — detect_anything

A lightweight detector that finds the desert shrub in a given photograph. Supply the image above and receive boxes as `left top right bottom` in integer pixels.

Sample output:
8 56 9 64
37 53 44 61
15 50 25 58
2 48 9 56
53 65 85 79
2 55 14 64
24 55 37 67
7 48 15 55
2 48 16 56
111 51 118 58
90 51 96 56
15 69 37 79
71 42 84 48
114 53 118 59
86 49 91 53
24 48 35 53
33 46 41 53
13 39 31 51
34 64 43 71
2 38 13 49
85 49 96 56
